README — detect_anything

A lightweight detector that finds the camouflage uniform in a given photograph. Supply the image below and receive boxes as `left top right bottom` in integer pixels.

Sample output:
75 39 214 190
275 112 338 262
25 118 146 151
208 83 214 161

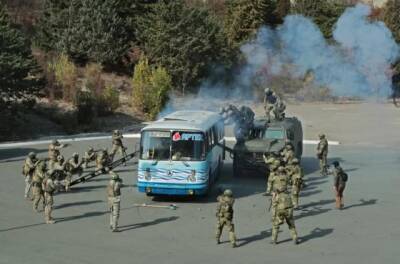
32 161 46 212
107 171 123 232
215 189 237 248
83 147 96 168
48 140 66 169
317 134 328 175
332 161 346 209
42 174 57 224
265 158 281 195
48 155 68 191
22 152 37 199
287 158 303 209
263 88 277 121
110 130 127 163
96 149 110 171
282 144 295 165
65 153 83 191
269 166 298 244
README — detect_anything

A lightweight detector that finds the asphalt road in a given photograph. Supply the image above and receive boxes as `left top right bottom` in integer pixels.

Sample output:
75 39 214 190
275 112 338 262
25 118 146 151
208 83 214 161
0 138 399 264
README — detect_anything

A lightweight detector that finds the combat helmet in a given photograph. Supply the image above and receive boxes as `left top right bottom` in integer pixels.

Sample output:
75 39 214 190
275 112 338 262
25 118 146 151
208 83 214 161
277 166 285 173
223 189 233 197
292 158 299 164
57 155 64 161
72 152 79 158
109 171 119 180
318 133 325 139
28 152 36 158
52 139 59 145
332 161 340 167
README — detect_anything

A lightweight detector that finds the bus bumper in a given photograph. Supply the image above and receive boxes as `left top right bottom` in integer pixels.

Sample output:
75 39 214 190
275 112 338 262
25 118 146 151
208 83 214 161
137 182 209 196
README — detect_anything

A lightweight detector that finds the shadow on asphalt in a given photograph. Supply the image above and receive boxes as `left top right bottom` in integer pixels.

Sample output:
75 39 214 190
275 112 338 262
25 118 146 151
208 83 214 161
71 185 106 192
237 230 271 247
295 207 332 221
300 199 336 210
0 148 48 162
342 199 378 210
300 227 334 243
57 210 109 222
0 222 46 233
54 199 104 210
118 216 179 232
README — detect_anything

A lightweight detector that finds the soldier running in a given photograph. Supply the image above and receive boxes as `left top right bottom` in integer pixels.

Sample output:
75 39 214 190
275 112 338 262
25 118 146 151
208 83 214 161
107 171 123 232
215 189 237 248
22 152 38 200
268 166 299 245
316 133 328 175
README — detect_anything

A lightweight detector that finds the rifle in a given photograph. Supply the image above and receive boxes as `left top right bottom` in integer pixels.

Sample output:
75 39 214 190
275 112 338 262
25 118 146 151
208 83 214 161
69 150 139 187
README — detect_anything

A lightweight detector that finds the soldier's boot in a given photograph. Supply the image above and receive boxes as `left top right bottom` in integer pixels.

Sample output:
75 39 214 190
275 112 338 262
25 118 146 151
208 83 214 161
290 228 298 245
215 231 221 245
45 207 55 224
339 197 344 209
229 232 236 248
335 197 341 209
271 227 278 244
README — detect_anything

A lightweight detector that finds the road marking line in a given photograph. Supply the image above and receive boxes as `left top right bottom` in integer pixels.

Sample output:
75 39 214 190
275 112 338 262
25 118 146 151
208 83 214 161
0 134 339 149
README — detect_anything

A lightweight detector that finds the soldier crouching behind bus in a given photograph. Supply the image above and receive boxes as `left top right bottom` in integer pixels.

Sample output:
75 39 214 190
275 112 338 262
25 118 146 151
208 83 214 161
215 189 237 248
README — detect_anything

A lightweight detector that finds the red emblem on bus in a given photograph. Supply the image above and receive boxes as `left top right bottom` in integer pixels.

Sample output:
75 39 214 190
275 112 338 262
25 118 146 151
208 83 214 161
172 132 181 141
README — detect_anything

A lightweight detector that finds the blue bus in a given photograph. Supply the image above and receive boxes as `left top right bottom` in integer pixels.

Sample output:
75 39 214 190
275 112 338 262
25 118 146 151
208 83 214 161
137 111 225 196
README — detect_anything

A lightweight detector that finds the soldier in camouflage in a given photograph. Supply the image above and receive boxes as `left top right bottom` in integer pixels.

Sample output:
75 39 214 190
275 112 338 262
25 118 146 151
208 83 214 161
96 149 110 172
22 152 38 200
331 161 347 209
317 133 329 175
107 171 123 232
48 139 67 169
264 157 281 196
42 171 58 224
268 166 299 245
281 144 295 165
65 153 83 191
215 189 237 248
110 130 127 164
83 147 96 168
287 158 303 209
32 160 46 212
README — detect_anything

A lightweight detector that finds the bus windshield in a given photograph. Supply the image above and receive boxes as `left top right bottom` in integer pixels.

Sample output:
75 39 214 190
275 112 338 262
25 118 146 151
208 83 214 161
141 131 171 160
171 131 205 161
264 128 285 140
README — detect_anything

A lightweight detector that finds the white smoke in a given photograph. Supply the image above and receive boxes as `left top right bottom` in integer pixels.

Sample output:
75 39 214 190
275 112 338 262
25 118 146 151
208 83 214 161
159 3 399 117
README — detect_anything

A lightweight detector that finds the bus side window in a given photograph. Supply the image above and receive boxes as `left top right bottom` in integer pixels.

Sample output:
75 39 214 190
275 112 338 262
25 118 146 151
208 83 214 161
213 126 218 144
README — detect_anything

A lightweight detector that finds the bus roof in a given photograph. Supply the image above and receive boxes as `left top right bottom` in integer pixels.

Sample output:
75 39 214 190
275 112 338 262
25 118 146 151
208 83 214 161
142 110 223 132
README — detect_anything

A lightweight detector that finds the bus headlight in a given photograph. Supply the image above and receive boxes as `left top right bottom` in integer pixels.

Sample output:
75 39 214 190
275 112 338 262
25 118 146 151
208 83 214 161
187 170 196 182
145 168 151 181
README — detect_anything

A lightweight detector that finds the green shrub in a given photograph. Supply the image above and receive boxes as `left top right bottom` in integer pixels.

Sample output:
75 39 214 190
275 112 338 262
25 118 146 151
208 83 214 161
132 56 172 120
47 53 78 102
75 90 96 124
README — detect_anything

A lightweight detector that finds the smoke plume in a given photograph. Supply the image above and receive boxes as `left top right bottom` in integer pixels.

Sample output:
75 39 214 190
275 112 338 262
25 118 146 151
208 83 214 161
159 3 399 117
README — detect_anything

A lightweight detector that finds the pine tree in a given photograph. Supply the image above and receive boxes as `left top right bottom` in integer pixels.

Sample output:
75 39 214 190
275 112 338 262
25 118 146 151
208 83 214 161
0 3 43 101
383 0 400 43
291 0 346 39
36 0 143 66
137 0 231 93
223 0 277 48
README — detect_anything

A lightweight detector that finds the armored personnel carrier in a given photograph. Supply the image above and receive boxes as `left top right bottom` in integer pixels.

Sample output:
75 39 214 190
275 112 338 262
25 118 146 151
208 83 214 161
221 104 303 177
232 116 303 177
